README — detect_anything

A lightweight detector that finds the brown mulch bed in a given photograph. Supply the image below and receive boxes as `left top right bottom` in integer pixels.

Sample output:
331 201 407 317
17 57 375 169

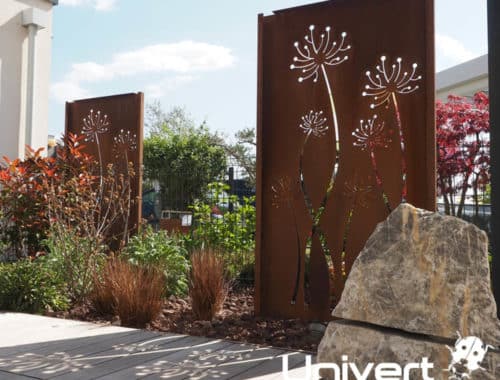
151 288 323 352
52 288 324 353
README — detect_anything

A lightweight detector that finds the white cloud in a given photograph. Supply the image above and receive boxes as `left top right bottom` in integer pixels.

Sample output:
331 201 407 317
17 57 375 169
145 75 196 99
110 42 235 75
68 62 114 83
436 33 478 71
93 0 117 11
59 0 117 11
50 81 91 104
51 41 236 103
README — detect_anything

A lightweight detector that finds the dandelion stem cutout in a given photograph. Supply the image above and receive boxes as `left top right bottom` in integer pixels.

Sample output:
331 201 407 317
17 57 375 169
342 174 373 274
291 25 351 196
82 109 109 203
82 110 138 244
290 25 351 305
296 110 331 304
362 56 422 203
113 129 138 244
352 115 392 212
299 110 328 219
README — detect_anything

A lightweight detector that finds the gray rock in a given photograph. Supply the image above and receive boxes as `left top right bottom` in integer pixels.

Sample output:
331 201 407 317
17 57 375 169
333 203 500 344
317 322 500 380
309 322 327 335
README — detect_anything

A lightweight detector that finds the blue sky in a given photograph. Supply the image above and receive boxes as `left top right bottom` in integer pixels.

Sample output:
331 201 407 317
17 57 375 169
49 0 488 138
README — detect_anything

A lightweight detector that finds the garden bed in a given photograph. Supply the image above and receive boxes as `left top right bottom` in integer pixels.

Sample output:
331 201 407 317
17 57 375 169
51 288 322 353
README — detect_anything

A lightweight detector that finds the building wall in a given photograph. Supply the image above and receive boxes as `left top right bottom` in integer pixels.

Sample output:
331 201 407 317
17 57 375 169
0 0 54 159
436 54 488 100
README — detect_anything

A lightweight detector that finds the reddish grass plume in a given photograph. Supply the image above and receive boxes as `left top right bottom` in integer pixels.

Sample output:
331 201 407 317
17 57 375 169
190 249 228 321
91 258 164 327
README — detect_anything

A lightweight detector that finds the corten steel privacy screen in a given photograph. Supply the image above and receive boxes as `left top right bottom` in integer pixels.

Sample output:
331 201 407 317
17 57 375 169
255 0 435 320
65 93 144 242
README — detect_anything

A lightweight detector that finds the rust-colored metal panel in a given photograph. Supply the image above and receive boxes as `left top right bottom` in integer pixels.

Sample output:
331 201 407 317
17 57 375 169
255 13 265 316
65 93 144 245
159 219 190 235
256 0 435 320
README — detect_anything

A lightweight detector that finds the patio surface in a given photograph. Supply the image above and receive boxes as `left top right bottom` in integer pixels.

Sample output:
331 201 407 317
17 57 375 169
0 313 315 379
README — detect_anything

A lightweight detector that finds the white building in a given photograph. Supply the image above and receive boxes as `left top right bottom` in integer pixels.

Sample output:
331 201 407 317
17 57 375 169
0 0 57 160
436 54 488 100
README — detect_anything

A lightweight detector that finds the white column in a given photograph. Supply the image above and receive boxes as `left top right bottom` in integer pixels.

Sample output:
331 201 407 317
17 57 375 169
22 8 48 156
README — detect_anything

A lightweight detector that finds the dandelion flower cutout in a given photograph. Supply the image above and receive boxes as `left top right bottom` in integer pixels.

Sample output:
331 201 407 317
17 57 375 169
113 129 137 158
344 177 373 208
271 177 296 209
362 56 422 109
352 115 390 151
81 109 109 142
299 110 329 137
290 25 351 83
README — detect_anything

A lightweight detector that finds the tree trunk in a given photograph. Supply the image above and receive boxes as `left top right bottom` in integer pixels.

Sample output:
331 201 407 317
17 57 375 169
457 172 471 218
440 177 451 215
448 177 456 216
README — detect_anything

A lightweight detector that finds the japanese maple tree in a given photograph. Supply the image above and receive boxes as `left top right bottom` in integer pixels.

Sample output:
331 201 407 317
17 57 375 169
436 92 490 217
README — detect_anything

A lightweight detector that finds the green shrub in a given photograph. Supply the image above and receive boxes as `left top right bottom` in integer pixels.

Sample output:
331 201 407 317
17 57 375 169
123 227 189 296
0 258 69 313
44 224 106 303
186 182 255 279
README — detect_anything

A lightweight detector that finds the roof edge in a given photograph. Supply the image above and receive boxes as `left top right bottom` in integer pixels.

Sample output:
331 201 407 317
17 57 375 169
436 54 488 91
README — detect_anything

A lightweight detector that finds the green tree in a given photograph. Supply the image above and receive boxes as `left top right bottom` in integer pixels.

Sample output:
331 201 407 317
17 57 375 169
186 182 256 279
146 102 198 136
218 128 256 187
143 105 227 211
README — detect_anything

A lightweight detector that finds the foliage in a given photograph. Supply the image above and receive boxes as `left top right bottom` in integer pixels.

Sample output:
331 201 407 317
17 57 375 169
216 127 256 187
0 240 8 262
436 92 490 217
146 103 197 136
0 258 69 313
189 249 228 321
41 134 134 302
97 258 164 328
45 134 135 250
44 224 106 303
0 147 51 257
187 182 255 279
123 227 189 296
143 106 227 210
0 133 135 309
90 262 115 316
481 184 491 204
0 134 134 258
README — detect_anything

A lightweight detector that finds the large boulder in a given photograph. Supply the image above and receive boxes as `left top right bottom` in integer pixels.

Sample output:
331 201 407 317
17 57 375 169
318 322 500 380
318 203 500 379
334 203 500 341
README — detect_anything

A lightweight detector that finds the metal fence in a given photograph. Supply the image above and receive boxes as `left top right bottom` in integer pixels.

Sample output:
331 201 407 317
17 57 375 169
143 163 255 234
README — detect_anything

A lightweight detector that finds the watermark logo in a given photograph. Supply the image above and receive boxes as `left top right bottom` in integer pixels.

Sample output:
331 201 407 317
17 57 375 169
281 354 434 380
281 333 495 380
445 332 493 380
